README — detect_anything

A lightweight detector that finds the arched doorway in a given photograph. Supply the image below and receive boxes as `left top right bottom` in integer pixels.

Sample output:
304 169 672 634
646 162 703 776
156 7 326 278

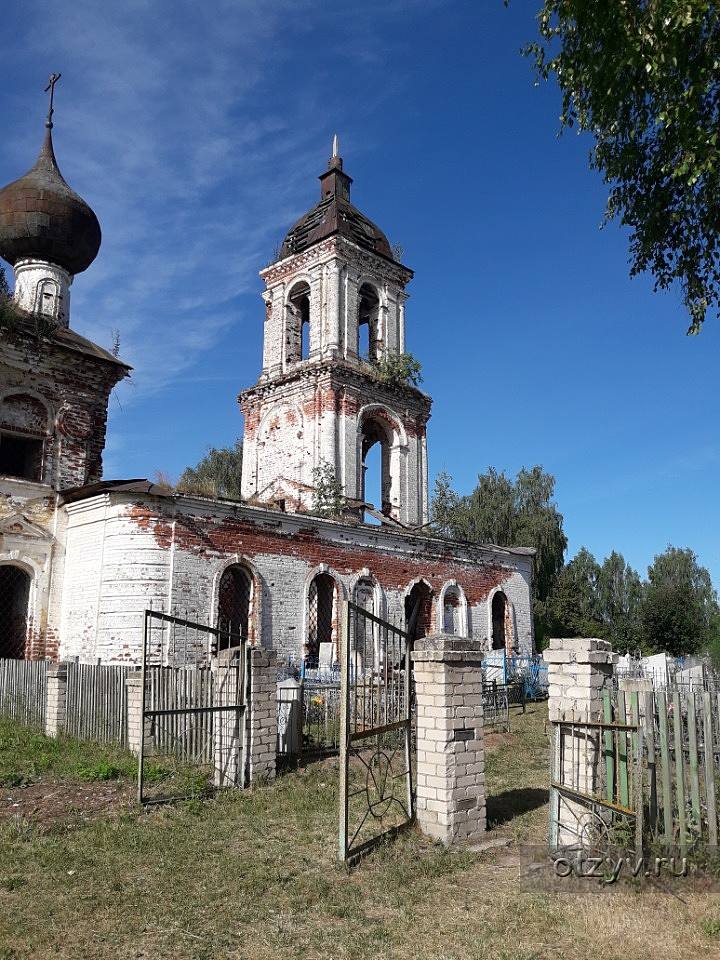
0 565 31 659
492 591 508 651
217 565 253 651
405 581 433 644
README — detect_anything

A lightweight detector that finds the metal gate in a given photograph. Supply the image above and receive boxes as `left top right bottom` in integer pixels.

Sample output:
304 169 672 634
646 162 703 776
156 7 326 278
338 601 414 862
138 609 248 804
549 715 642 856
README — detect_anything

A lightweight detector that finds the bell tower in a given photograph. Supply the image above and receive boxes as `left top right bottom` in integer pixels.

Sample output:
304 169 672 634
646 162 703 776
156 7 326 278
239 140 431 526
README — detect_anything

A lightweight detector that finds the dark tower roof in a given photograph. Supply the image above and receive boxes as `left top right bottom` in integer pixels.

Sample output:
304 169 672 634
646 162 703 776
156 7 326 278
0 126 101 275
280 141 394 261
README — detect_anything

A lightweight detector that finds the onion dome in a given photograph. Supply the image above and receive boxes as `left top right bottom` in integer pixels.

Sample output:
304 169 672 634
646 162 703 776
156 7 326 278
0 125 101 276
280 138 394 261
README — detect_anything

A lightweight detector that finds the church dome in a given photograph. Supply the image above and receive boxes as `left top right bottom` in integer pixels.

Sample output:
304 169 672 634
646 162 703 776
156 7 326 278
280 145 394 261
0 126 101 275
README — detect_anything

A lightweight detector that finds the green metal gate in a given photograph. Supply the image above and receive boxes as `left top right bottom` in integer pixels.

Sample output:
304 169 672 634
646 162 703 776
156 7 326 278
338 601 415 862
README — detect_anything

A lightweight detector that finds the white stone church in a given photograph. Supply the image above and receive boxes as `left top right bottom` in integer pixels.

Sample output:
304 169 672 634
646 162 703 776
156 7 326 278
0 94 534 667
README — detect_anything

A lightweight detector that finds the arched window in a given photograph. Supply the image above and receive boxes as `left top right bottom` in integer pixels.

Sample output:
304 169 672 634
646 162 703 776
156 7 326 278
36 279 59 319
287 281 311 364
405 580 433 643
0 565 31 659
0 393 49 482
307 572 337 666
357 283 380 360
443 586 462 636
492 591 508 651
361 416 392 521
217 565 253 651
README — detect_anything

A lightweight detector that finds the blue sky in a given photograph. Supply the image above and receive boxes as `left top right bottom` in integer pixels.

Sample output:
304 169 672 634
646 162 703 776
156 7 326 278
1 0 718 585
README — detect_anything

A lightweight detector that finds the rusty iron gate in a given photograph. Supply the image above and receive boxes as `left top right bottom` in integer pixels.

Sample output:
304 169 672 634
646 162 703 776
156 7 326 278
338 601 415 862
138 609 248 804
549 713 642 857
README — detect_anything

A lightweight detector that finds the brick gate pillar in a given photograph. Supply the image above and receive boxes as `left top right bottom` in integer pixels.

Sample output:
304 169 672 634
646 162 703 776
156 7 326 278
248 647 277 785
543 638 618 849
411 635 486 845
45 663 68 738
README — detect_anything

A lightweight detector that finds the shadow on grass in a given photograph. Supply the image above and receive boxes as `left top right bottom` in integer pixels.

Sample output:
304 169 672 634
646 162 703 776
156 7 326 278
486 787 547 828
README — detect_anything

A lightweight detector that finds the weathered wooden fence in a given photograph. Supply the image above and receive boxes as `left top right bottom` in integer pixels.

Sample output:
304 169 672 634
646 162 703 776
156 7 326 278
605 687 719 850
65 662 134 746
145 665 217 764
0 658 47 728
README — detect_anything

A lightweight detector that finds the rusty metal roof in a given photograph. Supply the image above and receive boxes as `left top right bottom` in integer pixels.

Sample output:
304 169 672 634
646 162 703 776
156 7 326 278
280 153 394 261
0 126 101 275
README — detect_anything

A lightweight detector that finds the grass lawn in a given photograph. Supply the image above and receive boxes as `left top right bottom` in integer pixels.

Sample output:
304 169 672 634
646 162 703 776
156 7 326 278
1 705 719 960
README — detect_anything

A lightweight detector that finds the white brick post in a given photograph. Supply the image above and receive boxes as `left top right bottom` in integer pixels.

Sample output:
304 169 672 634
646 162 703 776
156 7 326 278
248 647 277 785
543 638 618 849
125 673 147 756
45 663 68 738
411 635 486 846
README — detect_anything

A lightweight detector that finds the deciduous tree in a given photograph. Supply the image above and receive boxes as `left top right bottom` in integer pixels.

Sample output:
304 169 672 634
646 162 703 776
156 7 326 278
176 441 243 500
526 1 720 332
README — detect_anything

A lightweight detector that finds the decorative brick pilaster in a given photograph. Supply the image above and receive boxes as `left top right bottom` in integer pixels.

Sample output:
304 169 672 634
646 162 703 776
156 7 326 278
248 647 277 784
45 663 67 737
411 635 486 846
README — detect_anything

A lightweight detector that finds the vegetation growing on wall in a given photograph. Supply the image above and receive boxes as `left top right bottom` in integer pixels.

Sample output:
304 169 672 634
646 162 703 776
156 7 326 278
371 352 423 389
175 441 243 500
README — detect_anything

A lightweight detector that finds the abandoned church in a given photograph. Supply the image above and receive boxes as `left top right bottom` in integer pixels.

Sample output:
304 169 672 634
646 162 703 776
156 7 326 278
0 99 534 666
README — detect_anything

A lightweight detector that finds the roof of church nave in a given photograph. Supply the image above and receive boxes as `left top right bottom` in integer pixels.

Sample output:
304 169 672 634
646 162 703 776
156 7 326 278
0 77 101 276
280 137 395 262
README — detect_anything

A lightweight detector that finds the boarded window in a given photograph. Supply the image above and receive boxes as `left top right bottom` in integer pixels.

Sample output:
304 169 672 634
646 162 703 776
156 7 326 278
217 565 253 650
443 587 462 636
0 565 31 659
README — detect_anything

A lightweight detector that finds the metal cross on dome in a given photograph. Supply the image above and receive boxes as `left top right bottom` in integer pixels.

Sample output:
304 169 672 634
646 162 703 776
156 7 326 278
44 72 62 128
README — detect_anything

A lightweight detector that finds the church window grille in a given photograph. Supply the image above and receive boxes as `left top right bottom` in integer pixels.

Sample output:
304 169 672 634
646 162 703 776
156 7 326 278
307 572 336 666
217 565 253 651
0 565 31 659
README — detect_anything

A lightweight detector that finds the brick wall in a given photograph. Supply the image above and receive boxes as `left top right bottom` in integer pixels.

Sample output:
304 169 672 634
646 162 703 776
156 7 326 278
59 491 534 664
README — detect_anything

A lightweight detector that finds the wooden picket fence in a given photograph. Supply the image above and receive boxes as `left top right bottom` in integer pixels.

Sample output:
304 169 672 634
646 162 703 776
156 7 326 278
606 687 719 850
65 661 134 746
144 665 218 764
0 658 47 728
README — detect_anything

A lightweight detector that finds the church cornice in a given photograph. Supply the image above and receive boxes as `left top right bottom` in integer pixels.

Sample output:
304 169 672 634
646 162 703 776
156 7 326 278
238 358 432 419
260 235 413 288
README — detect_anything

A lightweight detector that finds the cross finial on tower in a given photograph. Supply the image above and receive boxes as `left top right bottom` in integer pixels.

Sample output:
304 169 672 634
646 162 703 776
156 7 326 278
332 133 339 158
44 73 62 129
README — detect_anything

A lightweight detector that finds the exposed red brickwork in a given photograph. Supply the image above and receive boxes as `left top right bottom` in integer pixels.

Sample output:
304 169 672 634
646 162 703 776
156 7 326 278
128 504 512 604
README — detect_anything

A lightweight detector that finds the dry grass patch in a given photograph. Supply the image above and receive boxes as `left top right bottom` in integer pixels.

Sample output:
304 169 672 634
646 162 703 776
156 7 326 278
0 705 718 959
